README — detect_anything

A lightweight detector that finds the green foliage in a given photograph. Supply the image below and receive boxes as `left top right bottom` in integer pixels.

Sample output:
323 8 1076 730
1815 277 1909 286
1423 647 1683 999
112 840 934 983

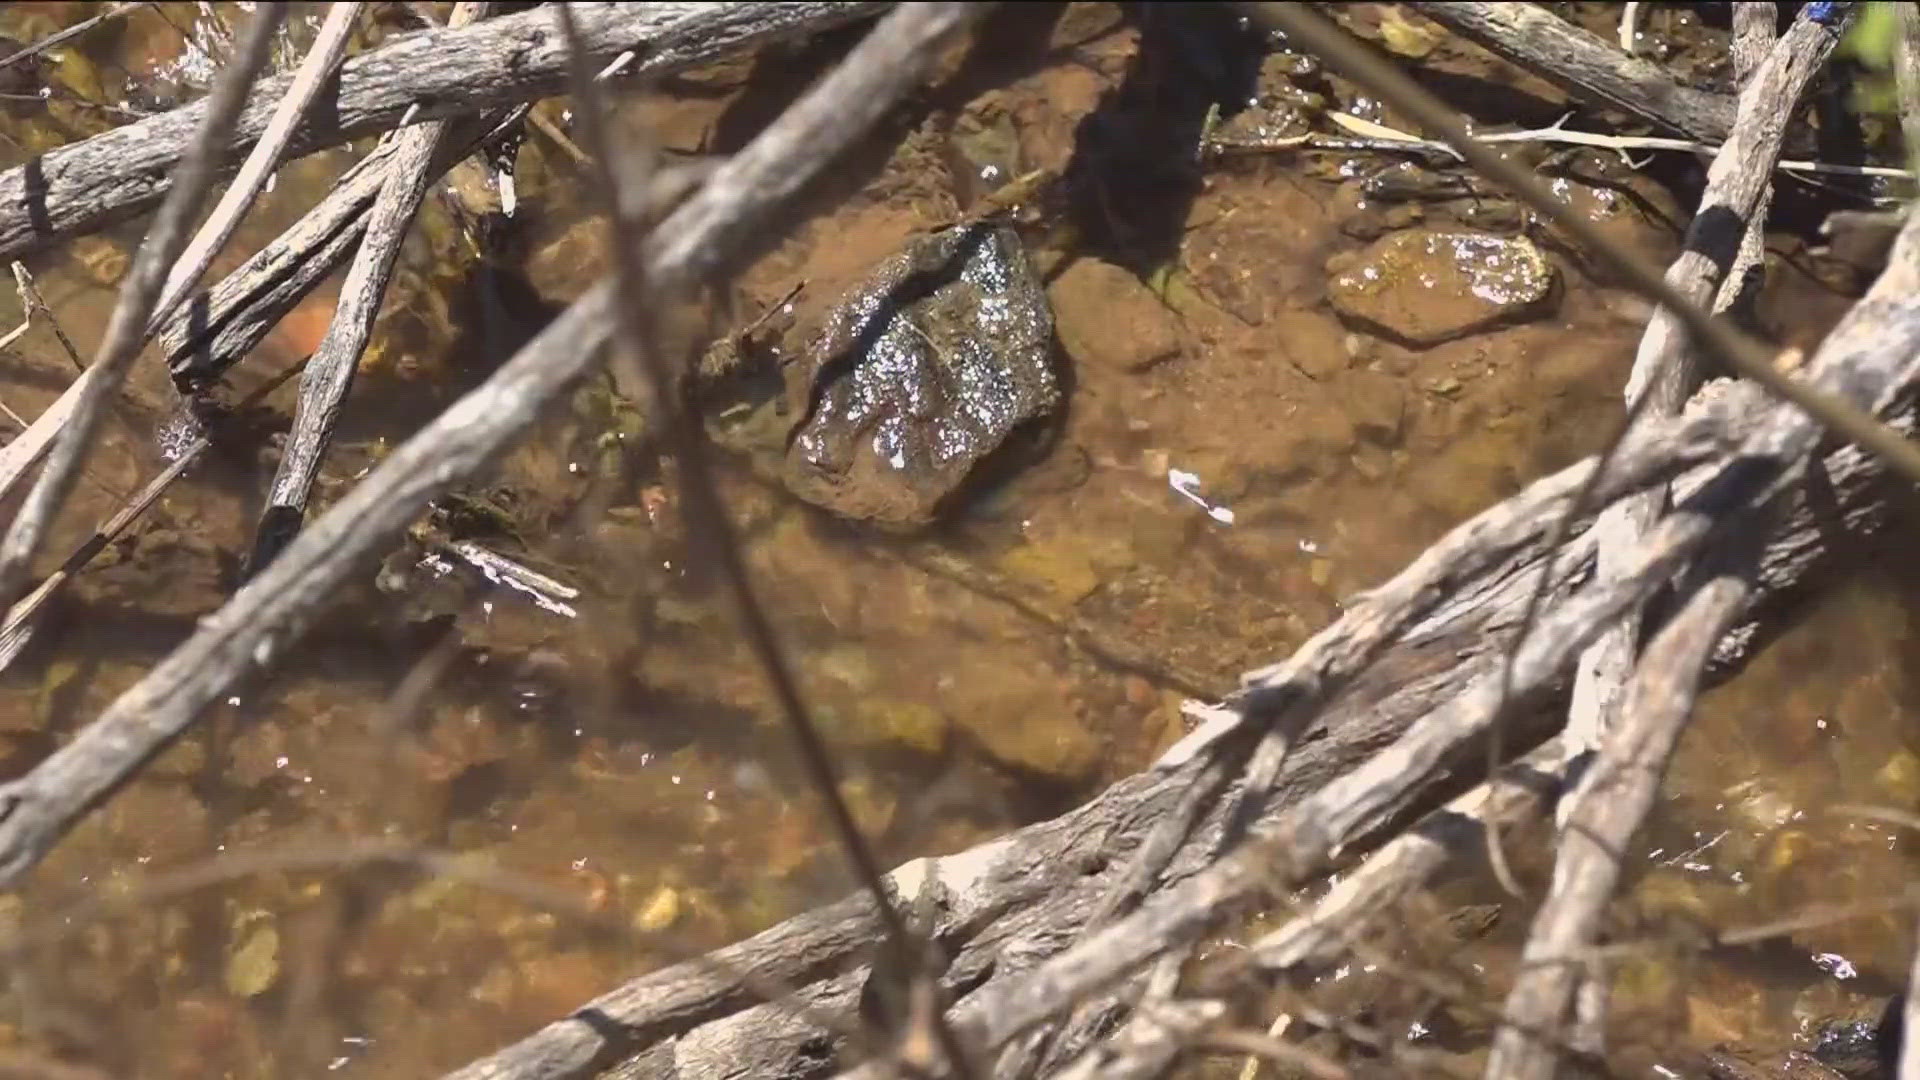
1841 3 1902 119
1842 1 1901 70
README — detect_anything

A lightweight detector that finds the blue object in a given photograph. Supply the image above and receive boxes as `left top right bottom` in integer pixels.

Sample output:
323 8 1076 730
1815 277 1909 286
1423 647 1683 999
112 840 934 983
1803 1 1846 26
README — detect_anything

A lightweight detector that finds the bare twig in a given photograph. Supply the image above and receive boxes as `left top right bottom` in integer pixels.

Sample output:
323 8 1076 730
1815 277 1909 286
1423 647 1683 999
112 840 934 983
154 1 364 323
1245 0 1920 545
560 3 982 1074
1180 7 1914 923
159 108 520 388
11 264 84 374
455 326 1920 1080
827 275 1920 1077
1249 735 1572 975
0 3 146 72
1251 111 1916 182
249 1 487 572
0 1 890 261
0 358 310 673
0 5 286 603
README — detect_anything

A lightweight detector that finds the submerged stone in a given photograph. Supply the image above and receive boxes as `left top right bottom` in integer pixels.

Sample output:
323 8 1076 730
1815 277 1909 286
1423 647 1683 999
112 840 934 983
1327 229 1556 347
781 221 1059 530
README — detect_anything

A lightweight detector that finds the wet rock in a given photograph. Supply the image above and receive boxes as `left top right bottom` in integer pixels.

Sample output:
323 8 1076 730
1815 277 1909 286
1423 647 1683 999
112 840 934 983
782 222 1059 530
1343 368 1406 444
998 535 1102 605
942 651 1098 783
946 93 1025 208
224 912 280 998
632 884 682 933
1048 258 1184 372
1326 229 1557 347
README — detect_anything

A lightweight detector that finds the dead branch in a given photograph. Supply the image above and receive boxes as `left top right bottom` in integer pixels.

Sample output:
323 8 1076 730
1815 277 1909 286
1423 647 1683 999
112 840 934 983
154 1 365 321
158 108 517 387
819 276 1920 1078
1253 735 1572 975
251 1 493 572
1549 2 1797 1064
1226 4 1920 813
0 1 887 261
1401 1 1746 144
0 6 286 602
0 357 309 671
0 3 144 73
1486 519 1770 1079
558 0 982 1073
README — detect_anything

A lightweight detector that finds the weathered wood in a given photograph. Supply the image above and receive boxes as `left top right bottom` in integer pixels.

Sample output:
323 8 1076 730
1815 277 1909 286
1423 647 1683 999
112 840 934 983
1402 1 1743 143
252 1 496 573
1533 7 1813 1075
158 111 512 386
0 2 888 260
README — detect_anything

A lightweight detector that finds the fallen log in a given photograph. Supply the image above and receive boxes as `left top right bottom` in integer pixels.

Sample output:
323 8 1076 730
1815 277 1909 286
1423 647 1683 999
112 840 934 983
0 1 887 261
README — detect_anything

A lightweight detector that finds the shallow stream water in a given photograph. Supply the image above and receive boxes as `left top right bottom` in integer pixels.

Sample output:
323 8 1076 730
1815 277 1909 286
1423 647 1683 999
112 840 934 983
0 3 1910 1077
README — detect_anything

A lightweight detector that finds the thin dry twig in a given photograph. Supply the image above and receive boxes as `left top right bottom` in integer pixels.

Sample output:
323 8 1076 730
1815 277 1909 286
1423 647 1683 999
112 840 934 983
1275 111 1915 183
0 358 310 673
1546 3 1791 1060
0 5 286 604
11 264 84 374
154 1 364 323
249 1 488 572
828 276 1920 1077
0 3 146 72
1487 524 1770 1079
1220 0 1920 793
158 107 521 388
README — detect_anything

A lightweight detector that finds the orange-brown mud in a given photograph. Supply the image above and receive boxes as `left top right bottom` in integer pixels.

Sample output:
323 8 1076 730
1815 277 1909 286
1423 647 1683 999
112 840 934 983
0 3 1908 1077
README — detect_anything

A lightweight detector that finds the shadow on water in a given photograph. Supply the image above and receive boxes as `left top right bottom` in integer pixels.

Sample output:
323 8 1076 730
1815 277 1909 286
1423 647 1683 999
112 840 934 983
1058 2 1265 273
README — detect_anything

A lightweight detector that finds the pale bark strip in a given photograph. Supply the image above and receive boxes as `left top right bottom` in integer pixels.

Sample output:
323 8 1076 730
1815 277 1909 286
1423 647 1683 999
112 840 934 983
0 7 286 602
1484 515 1768 1080
1402 1 1741 143
0 1 889 261
0 0 970 947
250 2 493 571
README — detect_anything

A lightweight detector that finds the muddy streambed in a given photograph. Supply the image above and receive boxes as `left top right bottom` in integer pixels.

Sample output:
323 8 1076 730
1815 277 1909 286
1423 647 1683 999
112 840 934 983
0 3 1910 1077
